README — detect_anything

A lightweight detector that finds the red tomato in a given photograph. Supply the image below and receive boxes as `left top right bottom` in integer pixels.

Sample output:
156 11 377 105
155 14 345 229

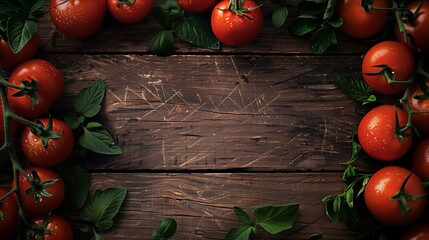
0 34 40 69
362 41 415 95
21 118 74 167
395 1 429 54
50 0 107 38
177 0 219 13
0 188 18 240
15 167 65 217
211 0 263 47
108 0 153 24
401 222 429 240
411 137 429 181
336 0 390 39
364 166 426 226
32 214 74 240
7 59 64 119
358 105 412 161
406 78 429 135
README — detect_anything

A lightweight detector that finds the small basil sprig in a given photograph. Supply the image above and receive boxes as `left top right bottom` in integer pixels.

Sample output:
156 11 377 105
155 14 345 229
151 218 177 240
225 203 299 240
269 0 289 28
337 75 378 114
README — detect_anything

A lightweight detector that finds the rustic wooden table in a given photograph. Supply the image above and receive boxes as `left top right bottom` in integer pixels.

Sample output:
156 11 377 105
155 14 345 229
3 1 374 239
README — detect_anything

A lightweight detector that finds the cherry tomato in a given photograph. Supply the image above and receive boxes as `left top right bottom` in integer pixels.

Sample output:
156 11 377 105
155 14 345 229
362 41 415 95
211 0 263 47
406 78 429 135
0 34 40 69
0 188 18 240
21 118 74 167
108 0 153 24
395 1 429 54
7 59 64 120
364 166 426 226
411 137 429 181
32 214 74 240
15 167 65 217
401 222 429 240
358 105 412 161
177 0 219 14
336 0 390 39
50 0 107 38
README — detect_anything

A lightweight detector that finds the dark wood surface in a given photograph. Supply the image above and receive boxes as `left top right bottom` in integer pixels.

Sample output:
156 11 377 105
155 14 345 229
1 1 374 239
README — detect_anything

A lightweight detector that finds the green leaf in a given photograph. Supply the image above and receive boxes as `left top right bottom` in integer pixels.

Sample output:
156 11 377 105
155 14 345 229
344 187 354 208
224 226 253 240
173 13 220 50
272 7 288 29
337 76 376 104
310 25 337 54
80 122 122 155
325 198 340 223
253 203 299 234
6 15 37 53
233 207 252 226
80 188 127 232
323 0 337 20
74 80 105 118
0 2 20 22
356 177 369 197
151 218 177 240
327 15 343 28
64 113 85 130
92 230 105 240
27 0 44 19
147 29 175 56
298 1 325 16
342 134 372 165
341 165 356 181
288 16 321 36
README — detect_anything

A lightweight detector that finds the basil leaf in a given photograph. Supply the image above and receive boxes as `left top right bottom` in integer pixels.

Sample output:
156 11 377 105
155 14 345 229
6 15 37 53
272 7 288 28
233 207 252 226
74 80 105 118
80 122 122 155
357 177 369 197
19 0 44 19
298 1 325 16
341 165 356 181
325 198 340 223
80 188 127 231
327 15 343 28
0 2 20 22
224 226 253 240
337 76 376 104
344 187 354 208
151 218 177 240
323 0 337 20
92 230 105 240
147 29 175 56
253 203 299 234
64 113 85 130
288 16 320 36
310 25 337 54
173 13 220 50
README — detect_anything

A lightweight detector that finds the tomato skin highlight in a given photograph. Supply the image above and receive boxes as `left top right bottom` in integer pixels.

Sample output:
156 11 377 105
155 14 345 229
358 105 412 161
411 137 429 181
0 34 40 69
21 118 74 167
7 59 64 120
336 0 390 39
364 166 426 226
406 78 429 135
177 0 219 13
107 0 153 24
401 222 429 240
211 0 263 47
50 0 107 38
362 41 414 95
32 214 74 240
0 188 19 240
395 1 429 54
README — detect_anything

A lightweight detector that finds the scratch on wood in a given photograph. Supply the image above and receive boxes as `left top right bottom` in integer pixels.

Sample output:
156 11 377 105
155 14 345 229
179 154 207 167
241 146 282 168
213 84 240 112
229 56 242 82
182 103 207 121
162 139 166 166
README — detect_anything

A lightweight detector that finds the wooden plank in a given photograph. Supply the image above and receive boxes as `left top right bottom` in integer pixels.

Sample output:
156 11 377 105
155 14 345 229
37 0 370 54
43 54 362 171
56 172 356 240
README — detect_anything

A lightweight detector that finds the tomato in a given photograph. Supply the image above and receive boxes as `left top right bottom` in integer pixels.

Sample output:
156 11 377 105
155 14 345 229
108 0 153 24
411 137 429 181
358 105 412 161
364 166 426 226
362 41 415 95
21 118 74 167
0 188 18 240
406 78 429 135
401 222 429 240
336 0 390 39
395 1 429 54
15 167 65 217
177 0 219 14
0 34 40 69
211 0 263 47
50 0 107 38
31 214 74 240
7 59 64 120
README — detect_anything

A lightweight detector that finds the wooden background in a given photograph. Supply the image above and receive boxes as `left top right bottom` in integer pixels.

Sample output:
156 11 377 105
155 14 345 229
2 0 374 239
